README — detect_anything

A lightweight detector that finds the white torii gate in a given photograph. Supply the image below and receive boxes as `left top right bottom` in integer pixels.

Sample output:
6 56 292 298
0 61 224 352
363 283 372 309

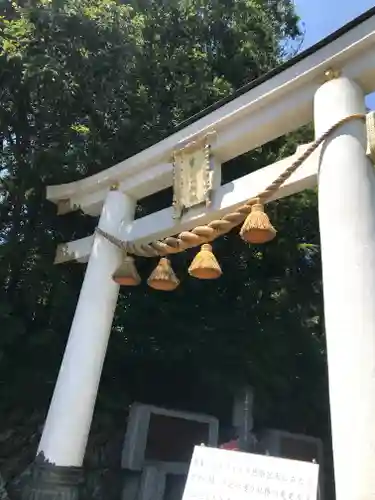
36 9 375 500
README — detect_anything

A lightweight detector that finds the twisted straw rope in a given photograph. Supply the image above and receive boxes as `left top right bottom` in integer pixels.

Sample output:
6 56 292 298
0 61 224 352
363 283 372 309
96 113 367 257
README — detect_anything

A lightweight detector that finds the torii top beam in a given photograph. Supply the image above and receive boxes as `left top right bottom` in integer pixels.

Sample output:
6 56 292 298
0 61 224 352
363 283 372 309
47 7 375 218
50 8 375 264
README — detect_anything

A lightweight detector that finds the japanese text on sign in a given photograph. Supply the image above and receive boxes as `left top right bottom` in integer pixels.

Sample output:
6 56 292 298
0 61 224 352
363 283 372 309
182 446 319 500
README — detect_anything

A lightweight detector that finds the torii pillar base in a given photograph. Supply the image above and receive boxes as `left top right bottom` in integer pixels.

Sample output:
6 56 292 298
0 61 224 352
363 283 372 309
21 455 82 500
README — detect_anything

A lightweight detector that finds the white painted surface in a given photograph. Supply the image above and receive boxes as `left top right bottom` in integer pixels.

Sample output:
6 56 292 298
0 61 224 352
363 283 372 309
55 143 320 263
54 235 94 264
182 446 319 500
119 143 320 246
37 190 136 466
46 14 375 214
315 77 375 500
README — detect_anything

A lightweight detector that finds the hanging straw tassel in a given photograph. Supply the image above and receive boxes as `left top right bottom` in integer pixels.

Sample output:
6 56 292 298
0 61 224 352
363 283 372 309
188 243 222 280
240 201 276 244
112 255 141 286
147 258 180 291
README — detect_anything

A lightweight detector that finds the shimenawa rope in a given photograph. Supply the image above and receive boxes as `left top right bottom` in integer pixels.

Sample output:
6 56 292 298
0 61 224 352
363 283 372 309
96 113 370 258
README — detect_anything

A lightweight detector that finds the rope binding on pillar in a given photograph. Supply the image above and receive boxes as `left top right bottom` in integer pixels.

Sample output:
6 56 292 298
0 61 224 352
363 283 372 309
95 112 375 290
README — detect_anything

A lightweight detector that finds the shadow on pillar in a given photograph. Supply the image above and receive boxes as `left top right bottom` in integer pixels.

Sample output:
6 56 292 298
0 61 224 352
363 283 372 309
21 454 83 500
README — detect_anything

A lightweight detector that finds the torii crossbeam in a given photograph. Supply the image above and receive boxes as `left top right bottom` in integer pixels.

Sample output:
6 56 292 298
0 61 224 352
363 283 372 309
33 8 375 500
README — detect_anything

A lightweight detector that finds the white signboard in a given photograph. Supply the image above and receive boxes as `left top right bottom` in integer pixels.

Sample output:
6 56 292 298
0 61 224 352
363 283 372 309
182 446 319 500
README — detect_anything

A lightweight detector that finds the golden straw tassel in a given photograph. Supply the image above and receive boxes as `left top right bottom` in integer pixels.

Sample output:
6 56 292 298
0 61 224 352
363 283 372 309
147 258 180 291
188 243 222 280
112 255 141 286
240 201 276 244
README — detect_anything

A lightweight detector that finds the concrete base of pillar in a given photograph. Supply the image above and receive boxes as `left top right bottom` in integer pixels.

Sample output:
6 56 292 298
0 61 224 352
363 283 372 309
22 454 82 500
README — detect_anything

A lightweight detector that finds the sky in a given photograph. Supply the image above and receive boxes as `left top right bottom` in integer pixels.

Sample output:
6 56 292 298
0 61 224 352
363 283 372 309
293 0 375 108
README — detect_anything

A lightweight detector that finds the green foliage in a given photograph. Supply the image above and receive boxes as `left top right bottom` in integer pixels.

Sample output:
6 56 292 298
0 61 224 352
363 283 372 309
0 0 332 494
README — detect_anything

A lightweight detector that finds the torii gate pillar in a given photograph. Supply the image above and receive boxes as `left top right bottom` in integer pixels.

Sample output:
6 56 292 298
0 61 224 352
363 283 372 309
23 188 135 500
316 76 375 500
